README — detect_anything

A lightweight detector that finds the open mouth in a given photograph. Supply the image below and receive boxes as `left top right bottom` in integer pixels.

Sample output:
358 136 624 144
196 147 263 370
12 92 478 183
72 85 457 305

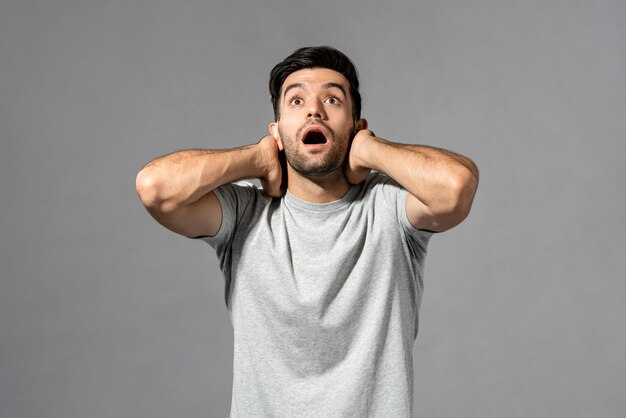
302 129 328 145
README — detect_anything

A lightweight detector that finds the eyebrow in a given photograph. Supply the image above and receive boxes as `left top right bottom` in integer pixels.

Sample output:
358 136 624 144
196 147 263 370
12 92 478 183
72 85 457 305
282 82 348 99
323 82 347 97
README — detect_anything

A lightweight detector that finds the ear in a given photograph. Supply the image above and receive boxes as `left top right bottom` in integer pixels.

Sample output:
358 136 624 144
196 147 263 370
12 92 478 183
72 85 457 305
268 122 283 150
356 118 368 131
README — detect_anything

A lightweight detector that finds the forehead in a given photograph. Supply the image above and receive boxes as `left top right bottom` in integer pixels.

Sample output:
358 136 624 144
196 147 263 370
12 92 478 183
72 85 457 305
281 68 349 94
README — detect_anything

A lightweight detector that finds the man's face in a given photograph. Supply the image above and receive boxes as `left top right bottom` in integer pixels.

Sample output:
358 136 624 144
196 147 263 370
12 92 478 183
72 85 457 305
269 68 362 178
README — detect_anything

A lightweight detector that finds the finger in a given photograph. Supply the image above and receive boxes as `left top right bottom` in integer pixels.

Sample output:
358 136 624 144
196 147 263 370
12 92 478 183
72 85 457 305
279 151 287 195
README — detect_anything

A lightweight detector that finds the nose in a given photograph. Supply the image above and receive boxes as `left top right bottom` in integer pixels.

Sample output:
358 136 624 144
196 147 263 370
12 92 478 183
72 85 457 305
307 100 326 120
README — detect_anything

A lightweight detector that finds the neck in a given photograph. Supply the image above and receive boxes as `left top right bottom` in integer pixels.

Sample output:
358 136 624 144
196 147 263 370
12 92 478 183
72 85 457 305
285 166 351 203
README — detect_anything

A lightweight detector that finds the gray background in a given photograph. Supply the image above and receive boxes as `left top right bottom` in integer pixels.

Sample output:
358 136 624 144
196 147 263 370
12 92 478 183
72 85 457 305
1 0 624 417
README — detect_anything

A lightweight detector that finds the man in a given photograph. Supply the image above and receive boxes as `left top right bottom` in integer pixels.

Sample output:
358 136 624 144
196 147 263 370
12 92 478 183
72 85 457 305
136 46 478 417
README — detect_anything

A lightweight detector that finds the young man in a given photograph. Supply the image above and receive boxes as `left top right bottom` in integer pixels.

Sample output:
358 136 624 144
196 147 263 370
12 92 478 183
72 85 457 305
136 46 478 417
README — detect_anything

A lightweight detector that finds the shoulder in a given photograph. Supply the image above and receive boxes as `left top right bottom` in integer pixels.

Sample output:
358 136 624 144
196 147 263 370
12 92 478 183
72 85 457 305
350 172 406 216
213 180 275 221
216 180 271 204
357 172 433 247
359 172 404 199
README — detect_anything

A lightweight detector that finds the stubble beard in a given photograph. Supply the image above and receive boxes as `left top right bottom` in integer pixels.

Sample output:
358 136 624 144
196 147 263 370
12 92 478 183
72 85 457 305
279 121 356 179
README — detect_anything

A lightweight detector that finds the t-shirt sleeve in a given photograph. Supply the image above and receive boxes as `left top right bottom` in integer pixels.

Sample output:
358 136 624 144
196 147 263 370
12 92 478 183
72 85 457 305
378 174 433 252
198 181 258 253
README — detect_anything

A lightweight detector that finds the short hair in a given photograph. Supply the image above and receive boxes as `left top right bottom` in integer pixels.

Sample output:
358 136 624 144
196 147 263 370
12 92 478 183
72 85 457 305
269 46 362 121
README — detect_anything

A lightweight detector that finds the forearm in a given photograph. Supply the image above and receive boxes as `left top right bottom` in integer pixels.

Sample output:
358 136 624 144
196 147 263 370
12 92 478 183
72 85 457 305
356 136 478 214
136 144 266 213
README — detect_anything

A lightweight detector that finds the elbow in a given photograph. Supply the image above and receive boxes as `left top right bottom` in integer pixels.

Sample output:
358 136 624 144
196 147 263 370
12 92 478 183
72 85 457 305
440 167 479 225
136 168 168 211
455 168 479 215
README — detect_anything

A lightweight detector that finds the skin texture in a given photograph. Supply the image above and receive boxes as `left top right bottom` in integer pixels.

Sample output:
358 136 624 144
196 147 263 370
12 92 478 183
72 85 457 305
135 67 478 238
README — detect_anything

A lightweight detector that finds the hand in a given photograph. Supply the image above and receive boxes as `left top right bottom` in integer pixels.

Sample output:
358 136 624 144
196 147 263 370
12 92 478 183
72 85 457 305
257 135 285 197
345 129 375 185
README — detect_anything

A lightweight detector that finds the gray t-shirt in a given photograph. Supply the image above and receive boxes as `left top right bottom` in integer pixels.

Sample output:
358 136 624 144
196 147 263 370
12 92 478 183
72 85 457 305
202 172 432 417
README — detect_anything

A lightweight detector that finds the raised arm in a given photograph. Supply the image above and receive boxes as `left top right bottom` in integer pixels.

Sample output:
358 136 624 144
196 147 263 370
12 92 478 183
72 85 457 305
135 136 283 238
345 130 479 232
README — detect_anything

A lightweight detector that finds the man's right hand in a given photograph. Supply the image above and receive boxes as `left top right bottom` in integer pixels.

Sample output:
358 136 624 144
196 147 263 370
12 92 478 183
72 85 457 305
257 135 285 198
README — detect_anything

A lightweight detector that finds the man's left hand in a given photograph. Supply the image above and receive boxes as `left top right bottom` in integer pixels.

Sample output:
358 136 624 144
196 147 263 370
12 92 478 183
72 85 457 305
345 129 375 185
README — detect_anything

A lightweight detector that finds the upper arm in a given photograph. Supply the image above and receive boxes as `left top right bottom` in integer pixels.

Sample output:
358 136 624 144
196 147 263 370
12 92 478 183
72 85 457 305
404 163 478 233
405 193 470 233
144 191 223 238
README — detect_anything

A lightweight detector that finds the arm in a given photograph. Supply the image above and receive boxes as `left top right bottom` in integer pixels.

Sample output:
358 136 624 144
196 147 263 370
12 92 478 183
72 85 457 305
135 136 283 238
345 130 479 232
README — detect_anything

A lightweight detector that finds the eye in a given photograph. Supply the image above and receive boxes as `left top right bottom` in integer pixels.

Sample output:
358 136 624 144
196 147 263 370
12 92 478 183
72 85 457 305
290 97 303 106
325 96 341 105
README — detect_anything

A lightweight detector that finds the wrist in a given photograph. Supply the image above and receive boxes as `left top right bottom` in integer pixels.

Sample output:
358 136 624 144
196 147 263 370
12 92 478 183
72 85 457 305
351 131 377 170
